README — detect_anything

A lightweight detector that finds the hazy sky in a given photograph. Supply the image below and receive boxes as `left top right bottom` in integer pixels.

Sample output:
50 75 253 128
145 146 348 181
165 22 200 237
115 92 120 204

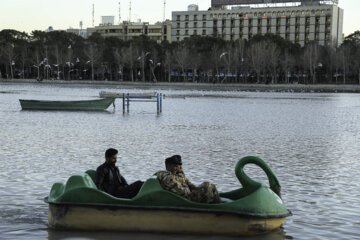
0 0 358 35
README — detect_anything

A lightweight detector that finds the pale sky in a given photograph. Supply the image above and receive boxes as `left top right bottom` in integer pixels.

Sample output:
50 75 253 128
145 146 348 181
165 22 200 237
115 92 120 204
0 0 358 36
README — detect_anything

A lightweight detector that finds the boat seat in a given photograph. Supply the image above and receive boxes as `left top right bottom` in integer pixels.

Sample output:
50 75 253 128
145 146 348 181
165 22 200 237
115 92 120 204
64 174 97 192
85 169 96 182
220 197 233 203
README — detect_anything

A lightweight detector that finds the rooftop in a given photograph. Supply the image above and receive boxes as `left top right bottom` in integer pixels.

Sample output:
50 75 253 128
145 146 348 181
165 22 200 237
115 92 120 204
211 0 338 7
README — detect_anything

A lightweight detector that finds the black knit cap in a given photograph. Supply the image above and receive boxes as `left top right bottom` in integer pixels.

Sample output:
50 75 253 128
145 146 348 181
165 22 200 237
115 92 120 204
165 155 182 165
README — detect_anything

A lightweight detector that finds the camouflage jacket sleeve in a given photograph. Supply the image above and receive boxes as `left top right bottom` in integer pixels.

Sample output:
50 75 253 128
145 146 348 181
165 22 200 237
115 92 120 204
185 177 197 190
156 171 191 198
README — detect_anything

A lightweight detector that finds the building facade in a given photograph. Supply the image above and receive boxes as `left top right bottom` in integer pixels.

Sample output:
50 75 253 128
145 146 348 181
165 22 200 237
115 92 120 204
66 21 171 43
93 21 171 43
171 1 343 46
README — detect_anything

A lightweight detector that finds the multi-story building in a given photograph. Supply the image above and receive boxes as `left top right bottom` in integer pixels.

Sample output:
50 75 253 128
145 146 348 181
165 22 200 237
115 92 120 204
67 21 171 43
93 20 171 43
172 0 343 46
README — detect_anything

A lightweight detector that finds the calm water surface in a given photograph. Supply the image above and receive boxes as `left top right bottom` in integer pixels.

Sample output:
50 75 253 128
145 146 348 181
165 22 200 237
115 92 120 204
0 82 359 240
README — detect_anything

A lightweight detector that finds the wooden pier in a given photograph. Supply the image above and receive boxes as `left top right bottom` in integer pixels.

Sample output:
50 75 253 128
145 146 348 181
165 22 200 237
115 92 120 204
99 91 162 113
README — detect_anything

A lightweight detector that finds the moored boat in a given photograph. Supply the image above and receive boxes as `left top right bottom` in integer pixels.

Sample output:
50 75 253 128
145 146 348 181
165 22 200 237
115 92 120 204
19 98 115 111
45 156 291 236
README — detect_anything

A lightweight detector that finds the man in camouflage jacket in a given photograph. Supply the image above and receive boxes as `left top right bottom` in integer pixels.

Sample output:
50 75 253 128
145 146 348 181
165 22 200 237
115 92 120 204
156 155 221 204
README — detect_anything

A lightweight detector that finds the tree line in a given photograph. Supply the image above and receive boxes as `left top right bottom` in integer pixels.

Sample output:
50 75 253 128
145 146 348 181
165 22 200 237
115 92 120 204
0 29 359 84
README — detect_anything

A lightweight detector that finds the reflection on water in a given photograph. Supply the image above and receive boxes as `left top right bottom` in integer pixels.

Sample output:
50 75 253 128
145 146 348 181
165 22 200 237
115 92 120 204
0 82 360 239
46 228 287 240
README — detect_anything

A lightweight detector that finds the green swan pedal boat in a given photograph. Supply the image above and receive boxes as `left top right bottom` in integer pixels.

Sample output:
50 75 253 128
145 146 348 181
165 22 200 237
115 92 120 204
45 156 291 236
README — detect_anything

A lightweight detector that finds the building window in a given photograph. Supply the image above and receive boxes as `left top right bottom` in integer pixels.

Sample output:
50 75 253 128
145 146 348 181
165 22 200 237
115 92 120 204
194 22 198 28
185 22 189 28
202 29 206 35
185 30 189 35
177 22 180 28
213 20 218 36
176 15 180 21
185 15 189 21
176 30 180 35
194 30 197 35
202 14 206 20
326 15 331 24
202 22 206 28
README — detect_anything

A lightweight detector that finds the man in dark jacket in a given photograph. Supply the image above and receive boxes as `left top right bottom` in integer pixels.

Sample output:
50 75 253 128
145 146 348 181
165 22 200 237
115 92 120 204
95 148 143 198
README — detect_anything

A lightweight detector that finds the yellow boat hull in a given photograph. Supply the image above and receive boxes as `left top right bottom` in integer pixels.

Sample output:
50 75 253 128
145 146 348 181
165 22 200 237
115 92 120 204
48 204 286 236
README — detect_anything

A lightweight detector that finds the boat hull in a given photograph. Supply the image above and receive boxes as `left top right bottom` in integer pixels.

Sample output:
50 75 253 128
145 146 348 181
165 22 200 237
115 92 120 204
48 203 286 236
19 98 115 111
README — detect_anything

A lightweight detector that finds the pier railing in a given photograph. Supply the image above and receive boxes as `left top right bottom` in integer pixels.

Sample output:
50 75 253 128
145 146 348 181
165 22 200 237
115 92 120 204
99 91 162 113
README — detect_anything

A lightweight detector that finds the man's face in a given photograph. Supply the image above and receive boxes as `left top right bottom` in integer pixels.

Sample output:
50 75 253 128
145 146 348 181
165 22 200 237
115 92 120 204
167 163 182 174
107 154 118 164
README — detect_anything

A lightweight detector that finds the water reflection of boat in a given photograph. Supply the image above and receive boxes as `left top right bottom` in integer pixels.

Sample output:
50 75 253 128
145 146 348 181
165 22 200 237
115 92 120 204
45 156 291 236
19 98 115 111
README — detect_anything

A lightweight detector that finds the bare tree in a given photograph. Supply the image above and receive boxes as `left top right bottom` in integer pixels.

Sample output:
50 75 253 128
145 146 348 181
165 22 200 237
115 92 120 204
3 43 15 79
17 44 28 79
281 50 295 83
163 49 173 82
113 47 127 81
355 48 360 84
248 41 267 83
233 39 245 83
31 47 42 80
209 44 224 83
338 44 351 84
84 42 101 80
51 44 63 80
124 44 136 81
149 49 160 82
303 42 320 84
219 43 237 83
265 41 281 84
173 44 190 82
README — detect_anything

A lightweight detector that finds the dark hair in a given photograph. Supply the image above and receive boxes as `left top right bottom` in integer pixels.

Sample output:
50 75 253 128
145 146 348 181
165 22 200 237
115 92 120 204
165 155 182 166
105 148 118 159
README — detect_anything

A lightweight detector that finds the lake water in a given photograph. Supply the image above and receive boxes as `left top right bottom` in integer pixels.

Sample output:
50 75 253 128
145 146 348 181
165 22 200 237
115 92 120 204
0 82 359 240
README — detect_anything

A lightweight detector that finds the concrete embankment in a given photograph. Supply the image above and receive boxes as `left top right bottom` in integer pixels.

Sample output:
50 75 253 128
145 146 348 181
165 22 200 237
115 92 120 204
1 79 360 93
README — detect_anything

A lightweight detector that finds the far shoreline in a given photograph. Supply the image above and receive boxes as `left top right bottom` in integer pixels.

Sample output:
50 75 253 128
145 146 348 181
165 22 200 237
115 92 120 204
1 78 360 93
